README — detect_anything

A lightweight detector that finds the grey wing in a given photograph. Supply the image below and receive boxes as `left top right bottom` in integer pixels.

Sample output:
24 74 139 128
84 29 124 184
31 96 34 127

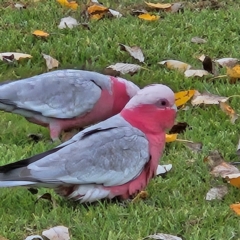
27 126 149 186
0 70 112 118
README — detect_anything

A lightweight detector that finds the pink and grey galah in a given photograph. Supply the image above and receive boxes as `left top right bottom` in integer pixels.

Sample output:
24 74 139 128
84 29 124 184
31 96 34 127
0 69 139 141
0 84 177 203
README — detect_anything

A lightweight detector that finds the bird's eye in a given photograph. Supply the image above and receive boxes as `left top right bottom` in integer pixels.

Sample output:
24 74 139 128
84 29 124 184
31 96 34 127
155 99 169 108
161 100 167 106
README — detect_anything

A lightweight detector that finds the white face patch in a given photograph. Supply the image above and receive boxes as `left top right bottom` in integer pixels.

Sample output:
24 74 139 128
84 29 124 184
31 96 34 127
116 77 140 98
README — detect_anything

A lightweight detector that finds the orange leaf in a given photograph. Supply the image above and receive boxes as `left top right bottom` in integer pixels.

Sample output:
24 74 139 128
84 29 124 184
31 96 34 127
138 13 160 21
225 173 240 188
230 203 240 215
87 4 108 14
226 64 240 79
57 0 78 10
175 90 195 107
90 13 105 20
145 2 172 9
32 30 49 37
219 101 238 124
166 134 178 142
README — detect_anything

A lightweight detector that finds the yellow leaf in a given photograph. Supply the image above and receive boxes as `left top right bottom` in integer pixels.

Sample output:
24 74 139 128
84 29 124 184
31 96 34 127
32 30 49 37
226 64 240 79
230 203 240 215
90 13 105 20
225 173 240 188
145 1 172 9
138 13 160 21
87 4 108 14
57 0 78 10
158 60 191 72
166 134 178 142
175 90 195 107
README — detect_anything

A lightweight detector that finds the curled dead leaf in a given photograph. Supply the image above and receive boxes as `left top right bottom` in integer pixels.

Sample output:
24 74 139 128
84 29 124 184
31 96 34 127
106 63 141 75
42 53 59 70
225 173 240 188
57 0 78 10
191 36 207 44
32 30 49 37
184 141 202 152
165 133 178 143
230 203 240 215
205 185 228 201
0 52 32 61
184 69 210 78
159 60 191 72
219 101 238 124
191 90 228 106
156 164 172 176
119 44 144 63
58 16 79 29
215 58 239 68
144 233 182 240
132 190 149 203
138 13 160 21
42 226 70 240
145 2 172 9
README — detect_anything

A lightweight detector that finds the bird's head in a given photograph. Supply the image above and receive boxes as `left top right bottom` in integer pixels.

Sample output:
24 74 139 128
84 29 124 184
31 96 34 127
121 84 177 133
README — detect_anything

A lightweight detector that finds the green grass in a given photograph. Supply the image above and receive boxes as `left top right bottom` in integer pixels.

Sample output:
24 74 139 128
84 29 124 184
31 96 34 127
0 0 240 239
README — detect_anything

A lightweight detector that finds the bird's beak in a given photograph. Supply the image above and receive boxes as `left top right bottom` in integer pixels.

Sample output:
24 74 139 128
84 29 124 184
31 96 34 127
171 104 178 112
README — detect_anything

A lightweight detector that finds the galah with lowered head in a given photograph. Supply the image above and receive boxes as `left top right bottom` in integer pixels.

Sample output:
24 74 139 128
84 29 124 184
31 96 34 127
0 69 139 141
0 84 177 203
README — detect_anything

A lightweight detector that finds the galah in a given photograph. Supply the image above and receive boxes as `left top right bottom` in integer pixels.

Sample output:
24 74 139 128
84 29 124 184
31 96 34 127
0 69 139 141
0 84 177 203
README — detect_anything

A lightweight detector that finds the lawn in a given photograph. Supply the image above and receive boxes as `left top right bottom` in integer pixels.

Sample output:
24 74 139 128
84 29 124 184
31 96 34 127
0 0 240 239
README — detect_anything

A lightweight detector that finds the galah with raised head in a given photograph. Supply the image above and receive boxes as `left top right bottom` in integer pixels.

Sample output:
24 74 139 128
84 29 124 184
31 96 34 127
0 69 139 141
0 84 177 203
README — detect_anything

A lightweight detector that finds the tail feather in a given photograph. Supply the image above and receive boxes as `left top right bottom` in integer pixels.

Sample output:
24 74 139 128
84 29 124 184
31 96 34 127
0 181 36 187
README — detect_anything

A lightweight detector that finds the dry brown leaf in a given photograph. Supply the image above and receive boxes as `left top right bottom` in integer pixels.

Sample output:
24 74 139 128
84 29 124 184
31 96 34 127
191 90 228 106
225 173 240 188
191 36 207 44
87 4 108 14
215 58 239 68
132 191 149 203
58 16 78 29
145 2 172 9
131 9 148 15
138 13 160 21
199 55 218 76
156 164 172 176
106 63 141 75
32 30 49 37
170 2 184 13
230 203 240 215
175 90 195 107
205 185 228 201
144 233 182 240
184 141 202 152
42 226 70 240
0 52 32 61
204 150 240 178
159 60 191 72
42 53 59 70
219 101 238 124
14 3 26 9
119 44 144 62
227 64 240 82
57 0 78 10
184 69 210 78
169 122 189 134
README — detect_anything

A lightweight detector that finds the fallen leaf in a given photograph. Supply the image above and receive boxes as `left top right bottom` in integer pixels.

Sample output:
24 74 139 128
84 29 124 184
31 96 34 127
166 133 178 142
215 58 239 68
32 30 49 37
131 9 148 15
225 173 240 188
201 55 218 76
109 9 122 18
184 141 202 152
156 164 172 176
106 63 141 75
132 191 149 203
87 4 108 14
227 64 240 82
144 233 182 240
145 2 172 9
119 44 144 62
42 226 70 240
205 185 228 201
57 0 78 10
58 16 79 29
90 13 105 20
35 193 53 204
184 69 210 78
159 60 191 72
230 203 240 215
138 13 160 21
219 101 238 124
170 2 184 13
25 236 43 240
191 90 228 105
191 36 207 44
14 3 26 9
204 150 240 178
175 90 195 107
169 122 189 134
0 52 32 61
42 53 59 70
